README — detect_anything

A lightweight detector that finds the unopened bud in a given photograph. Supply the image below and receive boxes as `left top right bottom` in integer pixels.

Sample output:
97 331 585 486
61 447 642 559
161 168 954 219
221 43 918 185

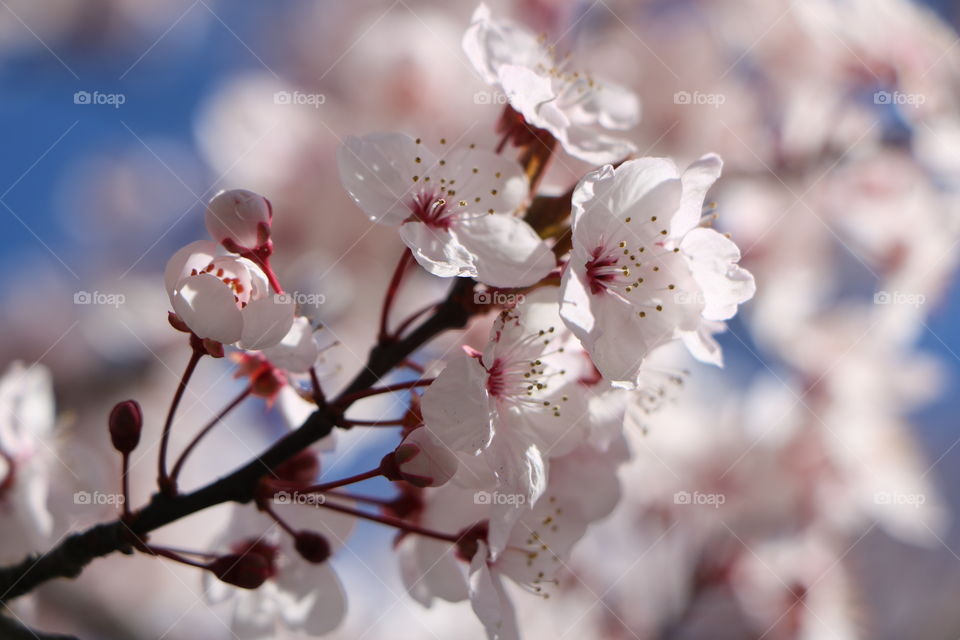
205 189 273 252
294 531 331 564
251 365 285 399
207 553 270 589
109 400 142 454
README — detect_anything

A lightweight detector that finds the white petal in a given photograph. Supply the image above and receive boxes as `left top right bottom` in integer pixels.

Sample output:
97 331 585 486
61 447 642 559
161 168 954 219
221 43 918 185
164 240 218 300
398 221 477 278
337 133 433 226
680 227 756 321
422 354 494 453
238 295 295 350
469 543 520 640
497 65 568 134
172 273 244 344
261 316 318 372
671 153 723 237
397 427 460 487
454 214 555 288
276 562 347 635
205 189 271 249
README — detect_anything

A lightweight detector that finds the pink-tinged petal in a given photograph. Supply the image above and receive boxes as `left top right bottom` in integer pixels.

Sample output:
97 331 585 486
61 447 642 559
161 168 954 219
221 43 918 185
239 295 295 350
205 189 272 249
337 133 435 226
399 535 470 605
454 214 555 288
462 4 544 84
487 429 546 508
560 254 598 338
440 147 528 215
680 321 726 367
172 273 243 344
398 221 477 278
261 317 318 373
422 354 494 453
497 65 568 134
164 240 218 300
231 590 277 640
680 227 756 321
561 125 638 165
396 427 460 487
671 153 723 238
568 79 641 131
469 542 521 640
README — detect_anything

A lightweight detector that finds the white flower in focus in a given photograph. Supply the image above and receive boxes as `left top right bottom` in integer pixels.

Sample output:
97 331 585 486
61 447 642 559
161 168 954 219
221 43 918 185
560 155 755 386
164 240 294 349
422 289 593 549
337 132 555 288
463 3 640 164
0 362 55 561
205 502 355 639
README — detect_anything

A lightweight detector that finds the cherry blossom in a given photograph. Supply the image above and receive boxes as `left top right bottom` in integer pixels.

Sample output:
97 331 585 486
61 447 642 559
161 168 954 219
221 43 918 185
204 500 355 639
423 291 590 503
204 188 272 253
0 362 56 562
164 240 294 349
560 155 755 386
337 132 555 287
463 3 640 164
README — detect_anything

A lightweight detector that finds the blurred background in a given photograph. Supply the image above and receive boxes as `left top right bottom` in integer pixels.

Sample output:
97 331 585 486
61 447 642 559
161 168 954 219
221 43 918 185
1 0 959 638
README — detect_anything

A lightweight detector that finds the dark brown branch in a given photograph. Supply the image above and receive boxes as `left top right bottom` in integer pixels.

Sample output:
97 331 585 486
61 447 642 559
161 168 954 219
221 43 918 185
0 277 476 605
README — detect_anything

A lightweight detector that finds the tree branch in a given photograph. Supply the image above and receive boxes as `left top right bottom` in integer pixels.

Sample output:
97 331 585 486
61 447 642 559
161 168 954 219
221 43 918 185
0 278 476 605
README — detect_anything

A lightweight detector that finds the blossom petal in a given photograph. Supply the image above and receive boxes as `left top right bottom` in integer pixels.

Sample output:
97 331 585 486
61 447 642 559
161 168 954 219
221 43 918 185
422 354 494 453
239 295 295 350
680 227 756 321
398 221 477 278
671 153 723 237
172 273 244 345
454 214 556 288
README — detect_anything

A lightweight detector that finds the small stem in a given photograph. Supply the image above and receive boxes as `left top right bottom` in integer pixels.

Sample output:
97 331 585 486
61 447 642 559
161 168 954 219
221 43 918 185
324 489 393 506
120 454 131 519
392 303 438 339
380 249 413 341
259 499 297 536
309 367 326 408
139 544 208 569
335 378 435 407
318 497 459 544
169 386 253 485
271 467 382 495
400 359 426 374
158 347 204 495
340 417 406 427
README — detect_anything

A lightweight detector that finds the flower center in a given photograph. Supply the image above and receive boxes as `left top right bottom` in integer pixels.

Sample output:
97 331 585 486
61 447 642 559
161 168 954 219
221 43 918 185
407 191 455 230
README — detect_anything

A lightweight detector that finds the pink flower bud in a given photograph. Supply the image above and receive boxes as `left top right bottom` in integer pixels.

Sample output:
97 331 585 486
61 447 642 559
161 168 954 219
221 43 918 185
294 531 331 564
108 400 142 454
205 189 273 252
393 428 458 488
207 553 271 589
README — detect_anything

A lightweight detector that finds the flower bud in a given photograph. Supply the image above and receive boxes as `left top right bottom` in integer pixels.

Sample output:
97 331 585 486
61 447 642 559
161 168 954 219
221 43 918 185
108 400 142 454
392 428 458 488
207 553 271 589
205 189 273 252
251 365 286 400
293 531 331 564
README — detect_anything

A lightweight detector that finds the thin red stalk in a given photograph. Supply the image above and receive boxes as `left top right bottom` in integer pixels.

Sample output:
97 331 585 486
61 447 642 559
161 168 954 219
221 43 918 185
392 303 438 339
259 500 297 536
170 386 253 484
309 367 326 408
141 544 208 569
324 489 393 506
278 467 382 495
379 249 413 340
120 454 131 519
318 498 458 544
158 349 203 494
335 378 435 406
